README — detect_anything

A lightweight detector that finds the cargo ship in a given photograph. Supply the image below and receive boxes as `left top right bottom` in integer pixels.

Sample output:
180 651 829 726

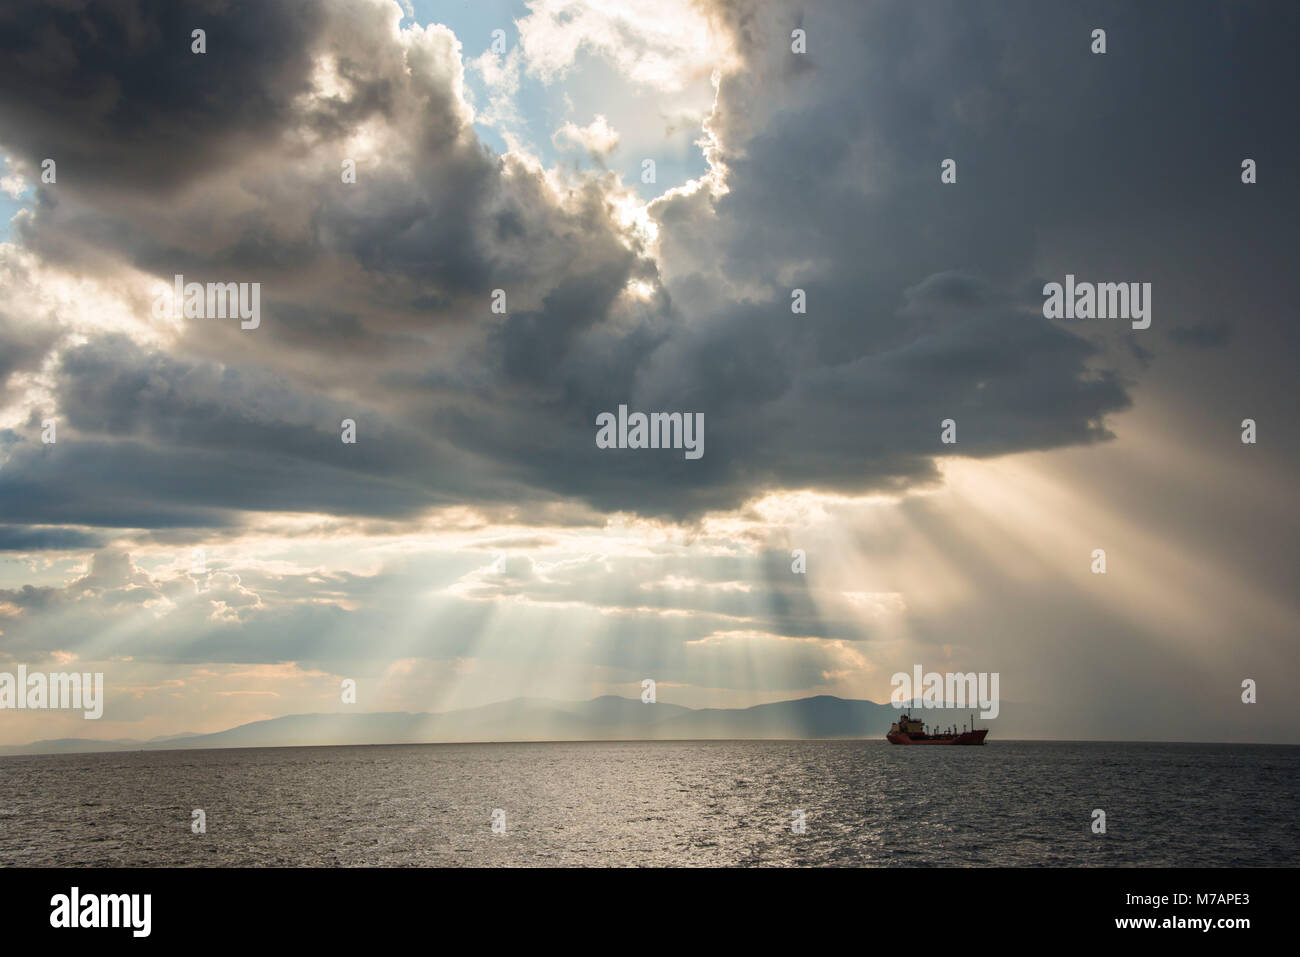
886 712 988 745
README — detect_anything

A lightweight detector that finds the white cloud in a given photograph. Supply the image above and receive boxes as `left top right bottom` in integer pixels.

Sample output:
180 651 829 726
552 114 621 157
516 0 736 90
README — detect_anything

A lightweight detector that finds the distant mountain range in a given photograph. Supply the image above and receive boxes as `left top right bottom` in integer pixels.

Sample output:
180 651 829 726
0 695 1016 755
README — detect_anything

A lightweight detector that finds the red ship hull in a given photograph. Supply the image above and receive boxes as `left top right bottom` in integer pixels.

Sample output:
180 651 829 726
886 729 988 745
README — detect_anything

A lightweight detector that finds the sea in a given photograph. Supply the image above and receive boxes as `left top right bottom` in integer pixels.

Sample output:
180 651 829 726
0 740 1295 867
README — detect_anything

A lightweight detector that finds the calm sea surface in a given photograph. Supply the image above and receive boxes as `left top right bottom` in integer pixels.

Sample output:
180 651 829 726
0 741 1295 866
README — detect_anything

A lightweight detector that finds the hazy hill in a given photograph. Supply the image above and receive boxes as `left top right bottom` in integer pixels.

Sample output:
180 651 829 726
0 695 1011 755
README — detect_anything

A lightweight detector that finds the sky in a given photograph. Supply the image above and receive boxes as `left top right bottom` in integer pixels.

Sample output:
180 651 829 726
0 0 1296 745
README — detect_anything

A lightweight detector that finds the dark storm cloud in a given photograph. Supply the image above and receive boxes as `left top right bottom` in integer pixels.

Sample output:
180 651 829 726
1168 322 1233 349
0 525 104 550
0 0 1294 529
901 272 999 314
0 0 327 194
0 334 495 526
0 300 60 396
